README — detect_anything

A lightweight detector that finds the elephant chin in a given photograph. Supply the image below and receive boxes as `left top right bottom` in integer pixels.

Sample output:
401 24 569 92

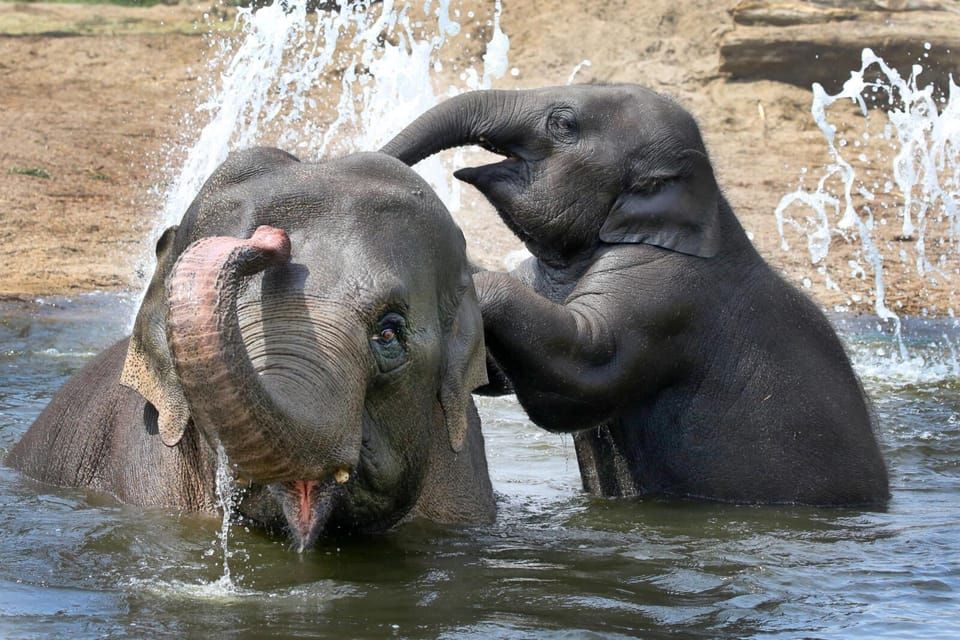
453 162 535 249
269 478 347 552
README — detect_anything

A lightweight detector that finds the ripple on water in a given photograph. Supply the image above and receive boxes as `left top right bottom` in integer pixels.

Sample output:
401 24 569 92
126 575 356 603
1 296 959 638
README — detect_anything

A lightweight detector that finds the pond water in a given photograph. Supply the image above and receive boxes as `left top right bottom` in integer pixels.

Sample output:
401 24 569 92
0 293 958 638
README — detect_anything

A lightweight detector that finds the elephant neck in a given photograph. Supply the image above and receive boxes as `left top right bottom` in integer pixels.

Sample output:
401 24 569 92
529 256 592 303
717 196 764 264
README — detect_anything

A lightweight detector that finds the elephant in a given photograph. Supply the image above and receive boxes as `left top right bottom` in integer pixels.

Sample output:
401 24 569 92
7 148 495 550
382 84 890 506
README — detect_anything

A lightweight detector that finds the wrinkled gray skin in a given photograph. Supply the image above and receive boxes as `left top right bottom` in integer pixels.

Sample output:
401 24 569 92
8 149 495 549
383 84 890 505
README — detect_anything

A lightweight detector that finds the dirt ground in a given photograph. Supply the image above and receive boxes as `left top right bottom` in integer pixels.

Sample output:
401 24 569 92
0 0 956 316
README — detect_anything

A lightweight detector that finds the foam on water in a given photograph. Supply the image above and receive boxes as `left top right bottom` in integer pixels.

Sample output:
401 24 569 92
127 575 355 603
129 576 259 601
851 339 960 388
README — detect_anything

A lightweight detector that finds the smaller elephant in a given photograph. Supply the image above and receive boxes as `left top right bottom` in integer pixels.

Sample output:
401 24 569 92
8 149 495 550
383 84 890 506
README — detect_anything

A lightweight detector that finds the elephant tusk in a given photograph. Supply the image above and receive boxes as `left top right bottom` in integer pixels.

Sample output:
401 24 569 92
334 467 350 485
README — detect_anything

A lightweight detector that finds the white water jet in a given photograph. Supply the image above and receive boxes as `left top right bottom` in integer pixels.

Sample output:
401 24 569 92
566 59 592 85
775 48 960 360
210 444 240 591
156 0 509 231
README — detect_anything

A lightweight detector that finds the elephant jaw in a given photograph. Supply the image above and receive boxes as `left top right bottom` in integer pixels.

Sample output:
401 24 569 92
453 156 525 187
271 476 348 552
453 155 538 252
453 137 531 188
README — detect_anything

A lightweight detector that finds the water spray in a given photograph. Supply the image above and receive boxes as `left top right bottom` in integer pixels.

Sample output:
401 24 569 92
776 47 960 359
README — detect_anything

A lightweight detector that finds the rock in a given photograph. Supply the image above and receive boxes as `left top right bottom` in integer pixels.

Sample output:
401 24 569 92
731 1 859 26
720 7 960 92
732 0 960 24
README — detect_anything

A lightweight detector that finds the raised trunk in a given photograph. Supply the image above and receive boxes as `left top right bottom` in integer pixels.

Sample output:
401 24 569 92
166 226 362 483
380 90 519 166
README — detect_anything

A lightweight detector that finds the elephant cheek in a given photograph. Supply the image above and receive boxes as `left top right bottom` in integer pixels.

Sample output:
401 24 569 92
459 169 525 231
351 399 431 518
360 408 418 495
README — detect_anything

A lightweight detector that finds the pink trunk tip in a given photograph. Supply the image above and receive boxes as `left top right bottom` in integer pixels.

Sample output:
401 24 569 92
247 225 292 264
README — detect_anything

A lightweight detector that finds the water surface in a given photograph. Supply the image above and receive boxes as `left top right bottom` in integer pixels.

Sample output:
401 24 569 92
0 294 958 638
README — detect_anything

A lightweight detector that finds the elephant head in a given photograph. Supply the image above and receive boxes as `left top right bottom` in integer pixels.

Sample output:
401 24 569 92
121 149 490 549
381 85 730 267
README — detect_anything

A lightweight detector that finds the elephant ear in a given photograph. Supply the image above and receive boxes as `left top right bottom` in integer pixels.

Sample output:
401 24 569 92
599 150 721 258
438 277 489 453
120 225 191 447
120 148 302 448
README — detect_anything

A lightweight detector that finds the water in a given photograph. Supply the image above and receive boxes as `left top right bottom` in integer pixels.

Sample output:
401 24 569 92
4 2 959 636
211 444 240 592
1 294 958 638
155 0 508 238
775 48 960 335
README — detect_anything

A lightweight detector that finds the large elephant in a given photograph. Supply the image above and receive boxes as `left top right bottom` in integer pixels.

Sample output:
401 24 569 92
382 84 890 506
7 149 495 550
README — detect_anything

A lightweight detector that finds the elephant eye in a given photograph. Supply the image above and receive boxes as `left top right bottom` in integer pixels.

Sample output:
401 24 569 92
547 107 579 142
633 178 667 195
371 313 407 373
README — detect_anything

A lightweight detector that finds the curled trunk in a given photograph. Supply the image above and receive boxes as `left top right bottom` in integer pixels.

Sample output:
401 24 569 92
381 90 520 166
166 226 361 483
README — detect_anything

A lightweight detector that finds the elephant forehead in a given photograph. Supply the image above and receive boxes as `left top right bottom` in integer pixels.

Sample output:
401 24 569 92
261 161 455 235
263 216 460 320
175 151 467 308
238 247 444 331
179 151 459 247
536 84 699 142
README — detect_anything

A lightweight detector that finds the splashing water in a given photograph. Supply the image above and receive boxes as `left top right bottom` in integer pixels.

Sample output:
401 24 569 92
155 0 508 235
136 0 511 301
775 47 960 364
209 444 241 592
566 59 592 85
128 445 256 599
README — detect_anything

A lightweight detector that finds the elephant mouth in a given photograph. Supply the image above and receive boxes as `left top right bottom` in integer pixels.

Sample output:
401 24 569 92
453 140 531 186
269 473 350 552
478 137 523 159
451 141 539 248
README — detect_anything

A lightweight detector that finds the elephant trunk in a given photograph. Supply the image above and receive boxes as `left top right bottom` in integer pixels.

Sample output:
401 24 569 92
166 226 362 484
381 90 522 166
